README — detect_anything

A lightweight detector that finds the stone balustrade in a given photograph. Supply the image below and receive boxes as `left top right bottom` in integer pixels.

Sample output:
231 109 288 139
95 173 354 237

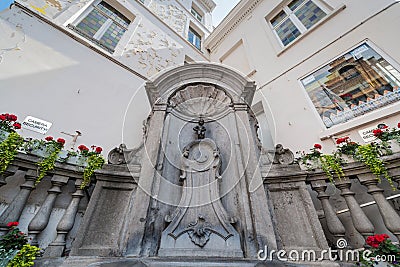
0 151 137 258
1 150 399 263
304 153 399 248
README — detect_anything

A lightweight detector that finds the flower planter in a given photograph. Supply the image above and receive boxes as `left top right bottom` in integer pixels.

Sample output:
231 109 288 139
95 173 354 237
66 155 88 167
299 159 321 171
340 154 356 163
56 151 88 167
387 139 400 154
0 129 10 143
27 147 50 158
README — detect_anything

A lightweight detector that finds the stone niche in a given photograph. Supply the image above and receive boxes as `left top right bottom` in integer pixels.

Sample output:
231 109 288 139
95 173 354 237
69 63 332 265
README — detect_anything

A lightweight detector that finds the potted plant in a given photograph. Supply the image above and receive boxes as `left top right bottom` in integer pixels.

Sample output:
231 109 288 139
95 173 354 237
77 145 105 189
0 114 23 175
336 136 360 162
0 222 40 267
0 113 21 142
358 234 400 267
373 123 400 154
296 144 345 183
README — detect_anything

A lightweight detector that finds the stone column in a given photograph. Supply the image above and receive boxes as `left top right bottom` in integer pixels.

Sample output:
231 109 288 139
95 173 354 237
311 181 346 238
336 179 374 239
125 104 167 256
232 103 277 256
28 175 69 246
0 169 36 235
44 179 84 257
358 173 400 240
0 165 18 188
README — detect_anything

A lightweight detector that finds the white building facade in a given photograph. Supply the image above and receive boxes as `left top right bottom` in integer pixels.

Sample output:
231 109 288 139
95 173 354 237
0 0 215 153
205 0 400 153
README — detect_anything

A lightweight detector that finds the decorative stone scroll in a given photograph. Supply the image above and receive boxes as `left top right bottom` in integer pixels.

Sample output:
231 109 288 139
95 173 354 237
158 138 242 257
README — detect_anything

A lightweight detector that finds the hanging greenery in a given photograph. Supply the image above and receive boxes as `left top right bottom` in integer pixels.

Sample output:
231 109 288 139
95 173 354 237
0 132 24 174
35 137 65 185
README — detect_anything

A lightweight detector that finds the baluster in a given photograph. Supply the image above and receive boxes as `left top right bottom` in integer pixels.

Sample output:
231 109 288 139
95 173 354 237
0 169 36 235
28 175 69 246
44 179 84 257
311 181 346 238
0 165 18 188
358 174 400 240
390 168 400 190
336 179 374 239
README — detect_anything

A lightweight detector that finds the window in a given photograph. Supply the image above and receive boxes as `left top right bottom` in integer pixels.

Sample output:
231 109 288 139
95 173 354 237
301 43 400 128
188 27 201 50
270 0 326 46
69 1 130 52
191 6 203 22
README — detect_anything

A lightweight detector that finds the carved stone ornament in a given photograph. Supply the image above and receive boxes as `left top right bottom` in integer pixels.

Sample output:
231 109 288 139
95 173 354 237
158 138 242 257
168 85 232 121
107 142 143 165
187 216 211 247
273 144 294 165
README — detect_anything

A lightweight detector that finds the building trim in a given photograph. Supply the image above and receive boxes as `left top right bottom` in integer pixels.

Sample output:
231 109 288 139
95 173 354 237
12 2 149 81
204 0 263 51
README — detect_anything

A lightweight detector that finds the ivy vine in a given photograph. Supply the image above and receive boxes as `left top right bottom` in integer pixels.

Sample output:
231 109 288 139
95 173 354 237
81 154 105 189
0 132 24 174
355 144 394 188
319 154 345 183
36 142 63 185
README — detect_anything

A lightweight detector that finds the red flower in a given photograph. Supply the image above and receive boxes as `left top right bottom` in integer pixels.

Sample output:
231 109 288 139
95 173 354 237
57 138 66 145
7 221 19 227
9 114 17 121
314 144 322 149
366 234 389 248
373 129 383 136
95 146 103 154
78 144 89 151
0 115 6 121
45 136 53 141
336 137 349 144
398 122 400 128
13 122 21 129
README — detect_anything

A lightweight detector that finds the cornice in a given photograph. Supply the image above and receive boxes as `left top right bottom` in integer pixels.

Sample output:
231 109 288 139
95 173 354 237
198 0 216 12
204 0 263 51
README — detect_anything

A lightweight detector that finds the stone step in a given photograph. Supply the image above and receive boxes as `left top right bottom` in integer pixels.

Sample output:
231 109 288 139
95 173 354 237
35 257 342 267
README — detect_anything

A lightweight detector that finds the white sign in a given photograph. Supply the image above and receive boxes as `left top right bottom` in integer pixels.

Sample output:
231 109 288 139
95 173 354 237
358 125 378 143
22 116 52 134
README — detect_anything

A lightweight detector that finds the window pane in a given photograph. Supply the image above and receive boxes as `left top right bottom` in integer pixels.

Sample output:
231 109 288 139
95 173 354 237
295 0 326 29
301 43 400 128
99 22 126 50
288 0 305 11
270 10 287 27
188 27 201 50
76 8 107 38
275 18 301 46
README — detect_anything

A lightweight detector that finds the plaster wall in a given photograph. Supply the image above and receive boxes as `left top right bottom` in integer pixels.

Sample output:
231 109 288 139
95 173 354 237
206 0 400 153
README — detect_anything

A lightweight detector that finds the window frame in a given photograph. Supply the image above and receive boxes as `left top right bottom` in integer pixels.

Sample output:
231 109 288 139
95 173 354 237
188 26 202 50
190 6 203 22
269 0 330 47
69 0 131 53
298 40 400 132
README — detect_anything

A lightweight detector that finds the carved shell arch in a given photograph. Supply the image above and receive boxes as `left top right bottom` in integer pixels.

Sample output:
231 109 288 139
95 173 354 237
168 84 232 121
